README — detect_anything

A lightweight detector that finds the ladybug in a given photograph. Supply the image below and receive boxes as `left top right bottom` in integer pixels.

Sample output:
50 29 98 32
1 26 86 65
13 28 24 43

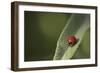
66 35 77 46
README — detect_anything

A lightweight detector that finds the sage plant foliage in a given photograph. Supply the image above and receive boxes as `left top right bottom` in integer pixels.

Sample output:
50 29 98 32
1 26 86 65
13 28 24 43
53 14 90 60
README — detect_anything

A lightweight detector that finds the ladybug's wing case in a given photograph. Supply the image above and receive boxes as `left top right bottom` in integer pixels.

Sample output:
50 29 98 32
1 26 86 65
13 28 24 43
67 36 77 45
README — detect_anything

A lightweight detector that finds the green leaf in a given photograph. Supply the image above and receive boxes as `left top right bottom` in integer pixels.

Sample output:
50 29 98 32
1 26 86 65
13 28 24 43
72 28 90 59
53 14 90 60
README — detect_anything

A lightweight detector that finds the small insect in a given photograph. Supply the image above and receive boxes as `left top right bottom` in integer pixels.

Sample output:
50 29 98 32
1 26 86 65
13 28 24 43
66 35 77 46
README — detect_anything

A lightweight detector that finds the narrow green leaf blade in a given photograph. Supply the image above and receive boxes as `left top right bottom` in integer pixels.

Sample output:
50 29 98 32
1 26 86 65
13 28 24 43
53 14 90 60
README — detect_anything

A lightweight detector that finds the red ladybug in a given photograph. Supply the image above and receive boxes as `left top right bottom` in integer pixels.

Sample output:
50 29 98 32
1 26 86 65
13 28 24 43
66 36 77 46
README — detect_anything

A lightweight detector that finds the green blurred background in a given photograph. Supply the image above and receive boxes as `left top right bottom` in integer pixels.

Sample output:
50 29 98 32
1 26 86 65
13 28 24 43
24 11 71 61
